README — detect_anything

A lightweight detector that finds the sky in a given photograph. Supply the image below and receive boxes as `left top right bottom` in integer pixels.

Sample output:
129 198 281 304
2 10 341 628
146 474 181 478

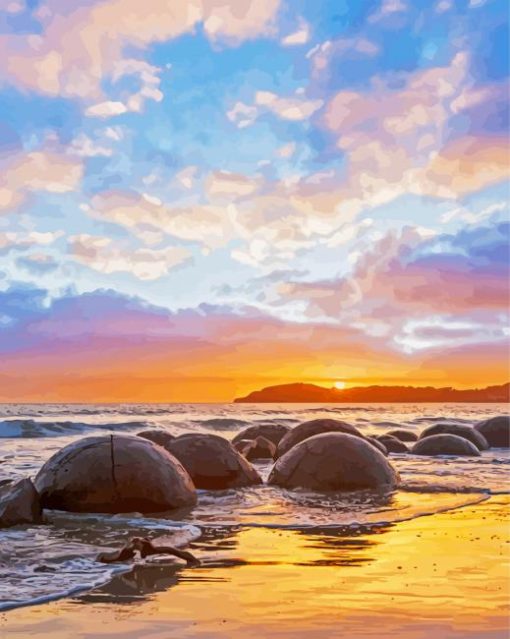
0 0 509 402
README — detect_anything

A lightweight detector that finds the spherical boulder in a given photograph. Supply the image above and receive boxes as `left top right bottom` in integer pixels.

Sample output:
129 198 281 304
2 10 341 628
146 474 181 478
137 429 175 451
411 434 480 457
386 429 418 443
166 434 262 489
234 436 277 460
276 419 363 459
34 434 197 513
475 416 510 448
377 435 409 454
0 478 42 528
366 436 388 455
419 424 488 451
232 423 290 447
268 433 399 492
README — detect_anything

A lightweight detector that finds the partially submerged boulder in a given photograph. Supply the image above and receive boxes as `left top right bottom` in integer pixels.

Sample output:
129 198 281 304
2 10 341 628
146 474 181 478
366 437 388 455
377 435 409 454
276 419 363 459
419 424 488 451
137 429 175 451
34 434 197 513
0 478 42 528
232 423 290 447
475 416 510 448
166 434 262 489
411 434 480 457
268 433 399 492
234 436 277 460
386 429 418 443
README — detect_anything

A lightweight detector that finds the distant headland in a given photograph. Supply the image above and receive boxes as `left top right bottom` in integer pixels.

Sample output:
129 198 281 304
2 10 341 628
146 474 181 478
234 382 510 403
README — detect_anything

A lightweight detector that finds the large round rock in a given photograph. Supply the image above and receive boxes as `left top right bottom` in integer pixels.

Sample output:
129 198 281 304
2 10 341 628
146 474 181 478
475 416 510 448
268 433 399 492
276 419 363 459
34 435 197 513
411 434 480 457
386 429 418 443
377 435 409 454
419 424 488 451
166 434 262 489
137 429 175 451
232 423 290 447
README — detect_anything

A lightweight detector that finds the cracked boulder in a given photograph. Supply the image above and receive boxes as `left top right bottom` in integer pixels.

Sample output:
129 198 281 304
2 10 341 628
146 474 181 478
34 434 197 513
0 478 42 528
232 423 290 447
475 416 510 448
419 424 488 451
268 432 399 492
166 433 262 489
276 419 363 459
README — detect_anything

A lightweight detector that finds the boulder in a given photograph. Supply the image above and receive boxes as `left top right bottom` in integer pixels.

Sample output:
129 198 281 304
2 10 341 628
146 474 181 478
137 429 175 451
34 435 196 513
475 416 510 448
366 437 388 455
385 429 418 443
411 434 480 457
166 434 262 489
234 436 277 460
232 423 290 447
268 433 399 492
377 435 409 454
419 424 488 451
0 478 42 528
276 419 363 459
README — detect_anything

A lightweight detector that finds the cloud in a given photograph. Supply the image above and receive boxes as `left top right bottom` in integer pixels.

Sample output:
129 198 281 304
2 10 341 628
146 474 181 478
281 18 310 46
368 0 407 24
88 190 238 250
206 170 261 199
323 51 509 200
255 89 323 121
0 230 63 255
277 221 510 336
227 89 323 128
0 0 282 102
68 234 192 280
0 149 83 212
85 101 129 118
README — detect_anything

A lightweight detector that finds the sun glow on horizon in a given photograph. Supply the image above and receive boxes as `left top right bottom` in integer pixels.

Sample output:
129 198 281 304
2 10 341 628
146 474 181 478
334 381 346 390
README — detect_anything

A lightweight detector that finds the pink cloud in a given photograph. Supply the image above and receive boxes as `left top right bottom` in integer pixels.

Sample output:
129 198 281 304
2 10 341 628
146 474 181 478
0 0 282 100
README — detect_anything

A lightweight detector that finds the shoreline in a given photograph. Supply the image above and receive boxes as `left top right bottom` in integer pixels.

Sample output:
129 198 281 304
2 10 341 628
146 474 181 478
1 496 508 639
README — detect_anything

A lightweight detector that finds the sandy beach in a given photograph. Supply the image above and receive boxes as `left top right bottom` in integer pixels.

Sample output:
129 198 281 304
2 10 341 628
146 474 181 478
2 496 508 639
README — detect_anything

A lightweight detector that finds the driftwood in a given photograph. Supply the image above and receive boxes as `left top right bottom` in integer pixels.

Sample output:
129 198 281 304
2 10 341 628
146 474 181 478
97 536 200 565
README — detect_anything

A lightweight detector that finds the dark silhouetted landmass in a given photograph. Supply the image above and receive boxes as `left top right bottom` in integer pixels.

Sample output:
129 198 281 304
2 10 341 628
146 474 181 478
234 382 510 403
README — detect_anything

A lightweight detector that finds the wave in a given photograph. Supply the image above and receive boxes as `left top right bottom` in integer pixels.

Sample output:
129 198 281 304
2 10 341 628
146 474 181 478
0 419 150 439
0 516 201 612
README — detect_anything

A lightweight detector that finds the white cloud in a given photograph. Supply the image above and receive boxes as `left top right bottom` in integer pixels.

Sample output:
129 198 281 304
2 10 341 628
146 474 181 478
68 234 191 280
281 18 310 46
85 101 128 118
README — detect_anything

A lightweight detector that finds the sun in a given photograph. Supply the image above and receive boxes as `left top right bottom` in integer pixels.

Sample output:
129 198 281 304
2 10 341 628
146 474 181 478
334 381 346 390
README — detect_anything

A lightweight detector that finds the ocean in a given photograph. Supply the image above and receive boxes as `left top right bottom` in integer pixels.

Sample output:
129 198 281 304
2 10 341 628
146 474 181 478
0 402 508 613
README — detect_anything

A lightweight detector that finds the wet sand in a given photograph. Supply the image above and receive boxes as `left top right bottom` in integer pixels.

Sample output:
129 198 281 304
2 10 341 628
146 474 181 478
1 496 509 639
